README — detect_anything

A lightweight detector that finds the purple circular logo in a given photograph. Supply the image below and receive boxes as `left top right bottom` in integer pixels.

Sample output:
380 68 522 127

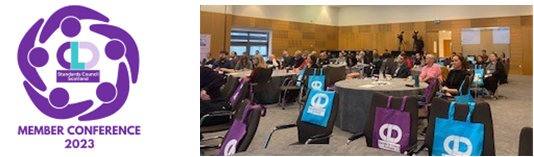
18 5 140 121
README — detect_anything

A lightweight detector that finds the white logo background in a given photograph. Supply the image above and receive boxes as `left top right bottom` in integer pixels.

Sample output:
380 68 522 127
0 1 182 156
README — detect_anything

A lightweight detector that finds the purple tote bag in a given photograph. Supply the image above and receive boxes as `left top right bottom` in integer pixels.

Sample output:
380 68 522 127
218 104 264 156
372 96 411 153
229 78 249 106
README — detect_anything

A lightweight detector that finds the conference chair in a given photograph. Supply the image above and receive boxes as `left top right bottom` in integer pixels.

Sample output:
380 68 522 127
249 68 273 105
417 78 440 136
220 76 240 101
346 93 419 155
323 65 346 91
278 67 315 109
201 99 264 155
264 92 339 148
200 78 250 133
518 127 533 156
412 98 495 156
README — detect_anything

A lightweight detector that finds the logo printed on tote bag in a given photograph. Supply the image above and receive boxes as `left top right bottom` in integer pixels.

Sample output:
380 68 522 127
307 93 329 116
378 123 403 152
224 139 238 155
443 135 473 156
311 81 322 90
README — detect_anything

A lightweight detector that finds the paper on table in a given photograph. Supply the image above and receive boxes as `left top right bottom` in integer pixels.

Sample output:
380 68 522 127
359 84 376 88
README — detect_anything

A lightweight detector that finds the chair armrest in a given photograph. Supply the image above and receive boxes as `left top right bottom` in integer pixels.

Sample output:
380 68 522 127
276 124 297 130
200 111 233 126
305 133 333 144
346 133 364 145
263 124 297 148
200 144 221 150
282 78 293 86
200 135 224 142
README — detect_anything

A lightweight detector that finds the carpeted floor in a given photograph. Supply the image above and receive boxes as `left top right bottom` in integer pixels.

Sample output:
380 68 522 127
202 75 532 156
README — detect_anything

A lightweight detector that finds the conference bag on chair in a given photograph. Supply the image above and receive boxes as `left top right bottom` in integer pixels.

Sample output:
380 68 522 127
296 66 307 87
218 104 265 156
307 68 325 91
473 65 484 85
300 89 334 127
229 78 249 106
372 96 411 153
432 102 484 156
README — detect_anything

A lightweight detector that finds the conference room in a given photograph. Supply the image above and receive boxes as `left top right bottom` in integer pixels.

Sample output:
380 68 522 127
200 5 533 156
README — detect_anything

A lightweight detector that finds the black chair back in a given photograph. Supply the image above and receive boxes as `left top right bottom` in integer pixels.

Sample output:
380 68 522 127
296 92 339 144
518 127 533 156
424 98 495 155
235 100 263 152
363 93 418 148
221 76 240 100
324 65 346 87
250 68 273 94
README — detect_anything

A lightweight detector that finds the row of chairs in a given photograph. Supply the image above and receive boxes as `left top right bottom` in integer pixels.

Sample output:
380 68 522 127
201 68 274 155
278 65 346 109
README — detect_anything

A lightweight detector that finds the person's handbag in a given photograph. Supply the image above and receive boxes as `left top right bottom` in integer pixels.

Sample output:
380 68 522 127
372 96 411 153
300 89 334 127
432 102 484 156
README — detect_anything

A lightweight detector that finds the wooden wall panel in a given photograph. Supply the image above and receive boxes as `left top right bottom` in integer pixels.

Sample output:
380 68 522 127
200 11 228 57
201 11 531 75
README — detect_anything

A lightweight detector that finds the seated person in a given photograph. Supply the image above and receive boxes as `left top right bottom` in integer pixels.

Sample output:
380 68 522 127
413 53 422 66
336 50 347 64
202 53 215 66
307 55 320 69
200 66 229 126
266 54 281 69
233 54 253 71
388 54 411 78
419 54 443 84
475 55 487 68
483 53 505 98
247 55 269 81
370 50 382 75
292 51 305 69
281 50 294 68
317 51 330 67
442 55 469 97
213 51 235 73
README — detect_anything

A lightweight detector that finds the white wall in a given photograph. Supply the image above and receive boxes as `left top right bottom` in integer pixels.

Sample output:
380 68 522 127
339 5 533 26
201 5 339 26
200 5 232 14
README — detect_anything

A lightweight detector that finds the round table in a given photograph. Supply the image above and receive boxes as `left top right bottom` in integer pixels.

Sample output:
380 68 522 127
334 78 428 133
227 69 296 104
234 144 404 156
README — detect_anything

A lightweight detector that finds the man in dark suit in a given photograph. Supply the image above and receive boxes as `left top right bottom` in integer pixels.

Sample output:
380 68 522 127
389 54 411 78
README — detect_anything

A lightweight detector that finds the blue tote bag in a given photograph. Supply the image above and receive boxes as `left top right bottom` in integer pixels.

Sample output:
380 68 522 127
300 89 334 127
307 68 325 91
432 102 484 156
296 66 307 87
454 79 475 103
473 65 484 85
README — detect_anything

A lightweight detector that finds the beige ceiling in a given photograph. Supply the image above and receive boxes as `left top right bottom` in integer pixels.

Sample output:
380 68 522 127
327 5 358 8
